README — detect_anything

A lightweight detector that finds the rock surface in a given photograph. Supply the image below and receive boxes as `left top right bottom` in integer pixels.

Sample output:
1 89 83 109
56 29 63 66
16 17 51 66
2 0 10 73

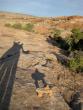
0 12 83 110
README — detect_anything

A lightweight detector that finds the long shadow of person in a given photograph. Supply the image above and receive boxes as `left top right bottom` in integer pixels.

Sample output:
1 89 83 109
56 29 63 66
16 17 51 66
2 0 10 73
0 41 28 110
31 69 47 88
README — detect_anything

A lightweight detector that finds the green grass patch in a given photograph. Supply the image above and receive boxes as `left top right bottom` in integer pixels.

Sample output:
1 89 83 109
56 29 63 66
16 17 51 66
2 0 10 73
5 22 34 32
68 52 83 72
12 23 22 29
5 23 11 27
23 23 34 32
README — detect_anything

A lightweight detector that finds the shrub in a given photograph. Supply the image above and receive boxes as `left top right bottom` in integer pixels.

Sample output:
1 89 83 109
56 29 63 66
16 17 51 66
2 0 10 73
66 29 83 51
5 23 11 27
53 29 61 39
51 28 83 52
23 23 34 32
68 52 83 72
5 22 34 32
71 28 83 43
52 29 69 50
12 23 22 29
66 37 75 51
49 28 83 72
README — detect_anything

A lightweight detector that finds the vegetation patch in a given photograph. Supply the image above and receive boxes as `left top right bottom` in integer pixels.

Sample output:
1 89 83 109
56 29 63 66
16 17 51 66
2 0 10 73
5 23 11 27
52 28 83 51
50 28 83 73
68 52 83 72
12 23 22 29
5 22 34 32
23 23 34 32
66 28 83 51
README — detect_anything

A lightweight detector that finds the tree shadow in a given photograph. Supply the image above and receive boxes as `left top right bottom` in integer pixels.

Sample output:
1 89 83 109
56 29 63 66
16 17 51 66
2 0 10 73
69 92 81 110
46 36 69 50
0 41 28 110
31 69 47 88
46 34 83 110
47 36 70 66
47 36 83 110
46 36 58 46
52 52 69 67
76 39 83 51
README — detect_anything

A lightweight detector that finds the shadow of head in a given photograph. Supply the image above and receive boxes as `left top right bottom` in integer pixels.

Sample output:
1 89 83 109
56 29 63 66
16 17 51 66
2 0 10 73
13 41 30 54
0 41 30 63
31 69 47 88
13 41 23 51
0 41 23 62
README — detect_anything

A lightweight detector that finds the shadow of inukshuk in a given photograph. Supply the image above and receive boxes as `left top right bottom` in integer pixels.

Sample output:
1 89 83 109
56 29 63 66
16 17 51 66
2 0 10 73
32 69 47 88
0 42 28 110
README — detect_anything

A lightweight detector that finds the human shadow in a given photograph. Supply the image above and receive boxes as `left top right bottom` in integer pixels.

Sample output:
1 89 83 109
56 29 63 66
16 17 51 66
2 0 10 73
0 41 28 110
31 69 47 88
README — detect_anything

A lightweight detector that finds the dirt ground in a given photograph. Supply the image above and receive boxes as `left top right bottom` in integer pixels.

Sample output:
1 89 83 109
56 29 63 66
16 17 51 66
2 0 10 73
0 13 83 110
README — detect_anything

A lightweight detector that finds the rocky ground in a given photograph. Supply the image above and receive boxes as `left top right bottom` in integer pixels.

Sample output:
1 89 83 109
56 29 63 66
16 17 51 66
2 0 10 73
0 12 83 110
